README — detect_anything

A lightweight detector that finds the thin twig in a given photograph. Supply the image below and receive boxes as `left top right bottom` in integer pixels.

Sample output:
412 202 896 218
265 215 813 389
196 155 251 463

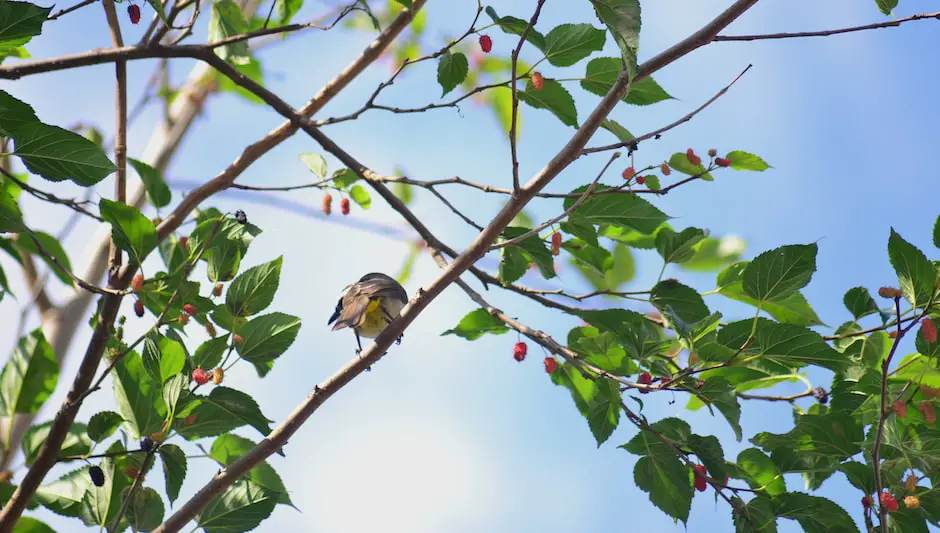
583 64 753 155
47 0 99 20
0 167 102 221
21 230 124 296
509 0 546 193
714 11 940 41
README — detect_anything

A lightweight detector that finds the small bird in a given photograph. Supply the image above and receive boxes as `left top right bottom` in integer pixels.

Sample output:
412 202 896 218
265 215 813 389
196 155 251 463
328 273 408 353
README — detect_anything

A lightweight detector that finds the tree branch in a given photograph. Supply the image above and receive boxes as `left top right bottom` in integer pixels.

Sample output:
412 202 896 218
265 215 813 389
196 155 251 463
714 11 940 41
152 4 760 530
509 0 546 193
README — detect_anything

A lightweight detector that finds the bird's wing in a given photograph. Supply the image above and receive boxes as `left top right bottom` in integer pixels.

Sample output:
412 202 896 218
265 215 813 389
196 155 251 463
330 285 371 331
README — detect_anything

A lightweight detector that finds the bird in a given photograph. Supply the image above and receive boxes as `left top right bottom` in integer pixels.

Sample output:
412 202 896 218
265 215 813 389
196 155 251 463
328 272 408 354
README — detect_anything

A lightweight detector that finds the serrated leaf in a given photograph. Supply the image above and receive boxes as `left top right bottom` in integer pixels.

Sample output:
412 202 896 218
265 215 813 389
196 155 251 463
484 7 546 51
0 329 57 417
235 312 301 376
159 443 187 505
0 186 24 233
518 77 578 127
734 496 778 533
772 492 859 533
35 466 91 517
568 327 637 376
588 0 640 76
209 0 250 65
273 0 302 25
719 318 843 371
298 153 327 178
716 262 824 327
578 308 666 361
197 479 277 533
633 451 692 524
725 150 770 171
752 412 862 459
99 199 157 266
12 122 115 186
437 52 468 96
550 362 620 446
692 377 742 440
651 279 710 325
875 0 897 16
126 487 164 531
163 374 187 418
0 90 37 136
600 118 633 143
226 257 282 317
581 57 672 105
656 227 707 264
129 158 171 208
843 286 879 320
210 434 292 505
86 411 124 442
562 238 613 275
499 226 556 280
679 235 746 273
933 214 940 249
194 336 230 371
565 184 670 234
742 243 817 302
176 387 273 439
11 517 55 533
887 228 936 309
113 351 166 439
331 167 359 188
543 23 605 67
0 2 51 59
688 434 727 486
736 448 786 496
79 446 130 528
441 308 509 340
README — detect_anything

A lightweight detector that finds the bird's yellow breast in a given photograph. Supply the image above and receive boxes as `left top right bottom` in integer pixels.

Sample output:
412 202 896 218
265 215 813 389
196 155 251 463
356 297 404 338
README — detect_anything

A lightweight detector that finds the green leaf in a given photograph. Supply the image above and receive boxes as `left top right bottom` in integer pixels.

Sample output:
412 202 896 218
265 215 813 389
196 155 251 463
0 90 37 136
437 52 468 96
688 434 727 486
843 286 879 320
550 362 620 446
188 216 261 283
197 479 278 533
719 318 843 370
23 421 91 467
0 329 57 417
716 262 823 327
887 228 936 309
208 0 250 65
194 336 230 371
587 0 640 76
600 118 633 143
126 487 165 530
99 199 157 266
875 0 897 16
393 180 413 205
141 333 187 385
518 78 577 127
632 448 692 523
650 279 710 325
499 227 556 280
15 230 73 286
752 412 862 459
560 219 598 247
235 312 301 377
113 351 166 439
692 377 742 440
577 308 666 361
79 453 130 528
0 1 50 62
497 246 528 284
86 411 124 442
772 492 859 533
568 327 637 376
442 309 509 340
129 158 172 208
668 152 713 181
10 517 55 533
838 461 874 495
565 185 670 234
725 150 770 171
933 213 940 249
159 443 187 505
218 56 265 104
543 23 605 67
331 167 359 189
176 386 273 439
562 238 613 275
742 243 817 302
273 0 302 25
163 374 187 418
145 0 170 25
35 466 91 517
299 153 327 178
226 257 282 317
484 7 546 51
736 448 786 496
656 227 707 264
581 57 672 105
349 184 371 209
733 497 778 533
12 122 115 186
210 434 292 505
0 186 24 233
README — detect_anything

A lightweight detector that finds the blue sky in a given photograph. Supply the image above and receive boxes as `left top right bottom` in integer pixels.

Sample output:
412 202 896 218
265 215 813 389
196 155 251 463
1 0 939 531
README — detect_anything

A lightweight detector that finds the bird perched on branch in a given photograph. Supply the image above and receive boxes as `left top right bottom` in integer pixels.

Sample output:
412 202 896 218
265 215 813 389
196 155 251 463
328 272 408 353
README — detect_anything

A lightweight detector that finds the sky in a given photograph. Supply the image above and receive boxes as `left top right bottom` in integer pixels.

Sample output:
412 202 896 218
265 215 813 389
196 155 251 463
1 0 939 532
